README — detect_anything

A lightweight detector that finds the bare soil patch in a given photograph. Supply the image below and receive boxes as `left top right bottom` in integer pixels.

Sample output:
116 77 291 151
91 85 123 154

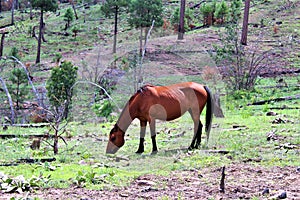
2 164 299 199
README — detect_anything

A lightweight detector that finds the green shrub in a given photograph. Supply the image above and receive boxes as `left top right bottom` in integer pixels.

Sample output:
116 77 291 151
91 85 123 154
64 8 74 29
46 61 78 119
93 99 114 121
7 68 29 109
214 1 229 23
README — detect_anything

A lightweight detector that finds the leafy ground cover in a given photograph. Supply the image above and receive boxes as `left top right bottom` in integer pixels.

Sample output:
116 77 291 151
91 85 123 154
1 0 300 199
1 76 299 199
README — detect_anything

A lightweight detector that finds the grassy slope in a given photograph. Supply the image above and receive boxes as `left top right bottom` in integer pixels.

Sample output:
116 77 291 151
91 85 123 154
0 0 299 197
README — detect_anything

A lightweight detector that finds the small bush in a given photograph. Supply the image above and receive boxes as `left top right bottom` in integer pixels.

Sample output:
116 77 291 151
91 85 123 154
64 8 74 29
214 1 228 24
93 99 114 121
200 2 214 26
46 61 78 119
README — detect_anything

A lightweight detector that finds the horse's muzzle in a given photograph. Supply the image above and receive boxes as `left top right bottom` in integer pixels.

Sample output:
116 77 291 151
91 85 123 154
106 141 120 154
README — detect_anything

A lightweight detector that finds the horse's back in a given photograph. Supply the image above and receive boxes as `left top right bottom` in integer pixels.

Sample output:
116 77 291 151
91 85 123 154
164 82 207 98
152 82 207 119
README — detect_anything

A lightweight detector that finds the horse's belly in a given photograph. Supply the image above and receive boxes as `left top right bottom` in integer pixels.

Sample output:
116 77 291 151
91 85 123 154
149 103 183 121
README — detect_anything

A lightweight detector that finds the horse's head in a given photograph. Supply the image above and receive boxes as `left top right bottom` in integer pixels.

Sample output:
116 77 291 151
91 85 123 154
106 124 125 154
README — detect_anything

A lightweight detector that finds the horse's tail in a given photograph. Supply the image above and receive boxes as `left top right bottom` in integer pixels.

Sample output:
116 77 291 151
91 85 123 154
204 86 213 142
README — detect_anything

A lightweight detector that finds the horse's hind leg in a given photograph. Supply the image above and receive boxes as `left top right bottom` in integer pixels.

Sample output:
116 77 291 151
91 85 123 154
136 121 147 154
188 109 201 150
195 121 203 148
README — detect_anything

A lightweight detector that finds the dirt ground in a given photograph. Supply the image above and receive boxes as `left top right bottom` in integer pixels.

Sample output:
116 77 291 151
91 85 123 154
2 35 299 200
1 164 299 199
2 33 299 200
1 2 300 199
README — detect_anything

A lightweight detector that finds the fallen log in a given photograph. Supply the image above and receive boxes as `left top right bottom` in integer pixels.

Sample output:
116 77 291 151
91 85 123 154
17 157 56 164
162 148 233 154
0 134 54 139
0 158 56 166
257 84 300 89
248 94 300 106
2 123 50 128
269 106 300 110
202 150 232 154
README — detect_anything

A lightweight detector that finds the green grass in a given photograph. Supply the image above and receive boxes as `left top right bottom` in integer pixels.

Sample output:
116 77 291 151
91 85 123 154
1 85 299 188
0 0 299 194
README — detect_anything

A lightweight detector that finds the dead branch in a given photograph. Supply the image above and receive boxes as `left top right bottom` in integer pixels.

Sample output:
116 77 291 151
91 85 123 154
0 158 56 166
202 150 232 154
2 123 50 128
17 158 56 164
269 106 300 110
0 77 15 124
0 133 53 139
32 26 38 40
257 84 300 89
248 94 300 106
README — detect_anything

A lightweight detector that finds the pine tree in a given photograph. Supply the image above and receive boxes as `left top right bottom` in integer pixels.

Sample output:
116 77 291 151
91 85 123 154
64 8 75 29
30 0 58 64
8 68 29 109
128 0 163 54
101 0 129 53
46 61 78 119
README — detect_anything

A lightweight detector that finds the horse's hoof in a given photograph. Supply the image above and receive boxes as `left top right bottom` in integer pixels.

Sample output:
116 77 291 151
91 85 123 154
151 151 158 155
188 146 194 150
136 150 144 154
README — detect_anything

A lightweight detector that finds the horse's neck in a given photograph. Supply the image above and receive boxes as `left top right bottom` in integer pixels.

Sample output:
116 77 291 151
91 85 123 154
116 102 134 132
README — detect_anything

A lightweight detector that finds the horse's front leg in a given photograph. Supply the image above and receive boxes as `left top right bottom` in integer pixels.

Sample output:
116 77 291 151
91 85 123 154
136 120 147 154
149 119 158 154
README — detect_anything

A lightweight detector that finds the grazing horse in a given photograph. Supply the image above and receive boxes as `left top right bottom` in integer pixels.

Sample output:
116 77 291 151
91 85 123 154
106 82 213 154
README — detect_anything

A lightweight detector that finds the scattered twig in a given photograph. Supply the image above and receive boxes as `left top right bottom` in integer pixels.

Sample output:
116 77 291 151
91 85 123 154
71 80 121 110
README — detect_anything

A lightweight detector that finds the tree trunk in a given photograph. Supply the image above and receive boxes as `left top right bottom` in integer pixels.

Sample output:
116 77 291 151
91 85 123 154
177 0 186 40
30 2 33 20
213 92 224 118
113 5 118 54
16 0 19 10
36 9 44 64
0 32 8 57
11 0 15 25
241 0 250 45
139 27 143 55
54 135 58 154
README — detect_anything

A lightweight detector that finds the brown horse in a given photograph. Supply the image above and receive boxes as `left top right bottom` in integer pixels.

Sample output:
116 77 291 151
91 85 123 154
106 82 213 154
